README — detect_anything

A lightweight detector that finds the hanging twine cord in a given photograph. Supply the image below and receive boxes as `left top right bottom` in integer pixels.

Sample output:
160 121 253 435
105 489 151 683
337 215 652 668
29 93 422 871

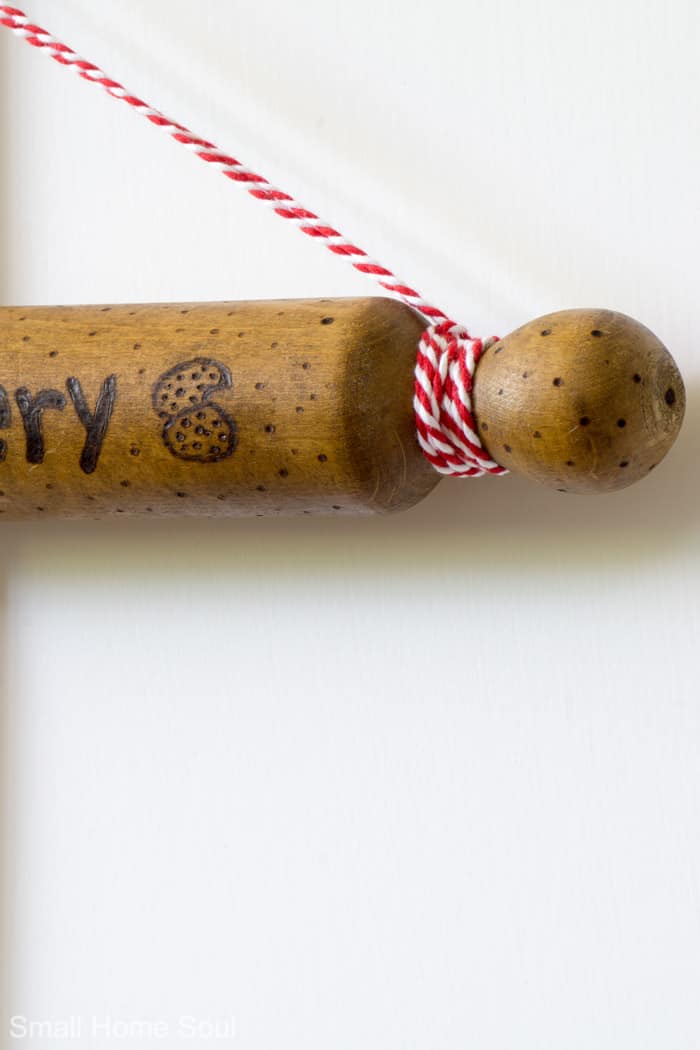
0 4 506 478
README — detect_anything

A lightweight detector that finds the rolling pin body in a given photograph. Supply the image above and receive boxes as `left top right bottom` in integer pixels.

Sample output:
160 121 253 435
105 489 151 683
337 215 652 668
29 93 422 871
0 298 436 518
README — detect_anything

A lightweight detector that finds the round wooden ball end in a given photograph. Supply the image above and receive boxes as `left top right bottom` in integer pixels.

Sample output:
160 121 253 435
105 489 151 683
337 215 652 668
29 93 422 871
472 309 685 494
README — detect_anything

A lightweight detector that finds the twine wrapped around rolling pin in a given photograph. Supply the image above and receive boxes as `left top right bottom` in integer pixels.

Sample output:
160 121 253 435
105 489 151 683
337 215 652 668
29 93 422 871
0 298 684 518
0 6 686 518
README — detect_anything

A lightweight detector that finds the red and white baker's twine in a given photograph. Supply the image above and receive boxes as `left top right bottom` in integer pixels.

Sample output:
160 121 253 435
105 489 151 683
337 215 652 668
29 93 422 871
0 5 506 478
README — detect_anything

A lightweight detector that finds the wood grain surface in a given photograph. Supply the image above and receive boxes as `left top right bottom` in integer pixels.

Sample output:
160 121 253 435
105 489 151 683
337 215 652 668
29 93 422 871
0 297 437 518
474 308 685 494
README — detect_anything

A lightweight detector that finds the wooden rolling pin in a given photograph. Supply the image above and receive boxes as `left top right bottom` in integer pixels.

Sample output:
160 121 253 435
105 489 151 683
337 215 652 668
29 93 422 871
0 297 685 518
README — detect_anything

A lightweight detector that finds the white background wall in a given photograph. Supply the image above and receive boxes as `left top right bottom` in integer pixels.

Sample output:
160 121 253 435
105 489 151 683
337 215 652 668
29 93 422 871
1 1 699 1047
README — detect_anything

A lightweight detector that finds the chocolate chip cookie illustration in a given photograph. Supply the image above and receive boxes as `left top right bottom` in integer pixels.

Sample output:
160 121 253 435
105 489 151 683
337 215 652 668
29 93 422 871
152 357 237 462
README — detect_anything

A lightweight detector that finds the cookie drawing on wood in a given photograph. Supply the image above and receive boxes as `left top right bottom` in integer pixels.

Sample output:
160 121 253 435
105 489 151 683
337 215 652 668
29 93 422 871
152 357 237 463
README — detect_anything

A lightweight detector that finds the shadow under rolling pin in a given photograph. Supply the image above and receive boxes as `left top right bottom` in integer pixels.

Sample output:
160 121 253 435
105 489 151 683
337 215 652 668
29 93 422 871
0 297 685 518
